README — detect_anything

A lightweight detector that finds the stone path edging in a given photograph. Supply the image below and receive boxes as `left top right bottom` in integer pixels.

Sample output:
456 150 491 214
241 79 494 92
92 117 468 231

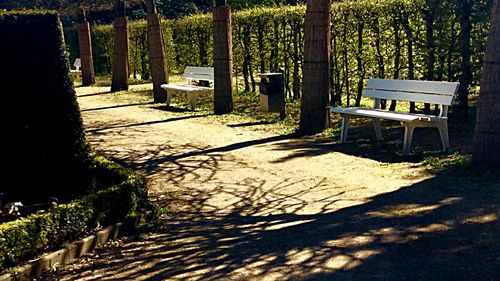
0 214 146 281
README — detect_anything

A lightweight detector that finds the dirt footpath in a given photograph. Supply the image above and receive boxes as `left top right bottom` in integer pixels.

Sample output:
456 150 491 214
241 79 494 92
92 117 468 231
48 85 499 281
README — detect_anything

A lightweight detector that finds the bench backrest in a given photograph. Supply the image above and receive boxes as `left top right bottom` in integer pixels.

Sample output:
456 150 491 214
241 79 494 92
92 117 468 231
365 79 459 106
182 66 214 83
73 58 81 71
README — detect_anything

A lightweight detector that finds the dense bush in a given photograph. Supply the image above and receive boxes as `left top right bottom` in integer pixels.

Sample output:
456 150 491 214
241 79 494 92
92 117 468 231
0 155 150 272
0 11 94 204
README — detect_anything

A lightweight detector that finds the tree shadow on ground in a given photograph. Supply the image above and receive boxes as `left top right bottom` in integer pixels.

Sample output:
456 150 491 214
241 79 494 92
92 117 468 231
76 91 111 98
270 120 469 164
227 120 278 127
65 104 498 280
81 102 154 112
151 105 197 113
85 115 211 134
52 159 499 280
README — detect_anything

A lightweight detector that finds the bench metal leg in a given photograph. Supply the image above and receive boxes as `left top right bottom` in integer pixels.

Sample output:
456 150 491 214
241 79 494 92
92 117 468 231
187 92 199 111
340 115 350 143
436 122 450 151
373 118 382 140
402 123 416 155
166 90 172 106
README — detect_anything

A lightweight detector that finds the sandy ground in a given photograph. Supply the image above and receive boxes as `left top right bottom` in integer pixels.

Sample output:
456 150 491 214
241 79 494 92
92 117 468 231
44 84 499 281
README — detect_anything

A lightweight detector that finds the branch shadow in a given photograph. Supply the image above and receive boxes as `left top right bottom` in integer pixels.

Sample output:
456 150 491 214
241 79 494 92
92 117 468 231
269 125 460 165
51 158 499 280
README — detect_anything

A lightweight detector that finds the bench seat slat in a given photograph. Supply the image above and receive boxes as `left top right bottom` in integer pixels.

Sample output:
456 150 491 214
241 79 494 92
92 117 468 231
184 66 214 75
161 84 213 92
182 74 214 82
364 89 454 105
367 78 459 96
331 107 445 122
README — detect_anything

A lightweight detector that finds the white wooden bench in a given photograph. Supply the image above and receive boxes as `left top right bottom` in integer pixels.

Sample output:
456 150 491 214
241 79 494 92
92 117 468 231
330 78 460 154
161 66 214 110
69 58 81 80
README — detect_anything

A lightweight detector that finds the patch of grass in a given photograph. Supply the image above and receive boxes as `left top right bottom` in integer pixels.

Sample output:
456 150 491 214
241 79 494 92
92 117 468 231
421 151 472 171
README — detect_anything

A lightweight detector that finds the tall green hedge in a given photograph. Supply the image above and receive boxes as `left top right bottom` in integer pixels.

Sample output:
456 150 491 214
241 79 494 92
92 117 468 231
64 0 492 105
0 11 94 203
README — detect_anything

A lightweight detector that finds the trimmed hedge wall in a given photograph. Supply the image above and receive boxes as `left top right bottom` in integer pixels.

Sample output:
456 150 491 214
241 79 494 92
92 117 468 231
0 155 150 272
68 0 492 105
0 11 94 204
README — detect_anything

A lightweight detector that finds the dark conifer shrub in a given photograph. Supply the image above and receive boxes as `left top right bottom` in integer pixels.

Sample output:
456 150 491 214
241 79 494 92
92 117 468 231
0 11 95 204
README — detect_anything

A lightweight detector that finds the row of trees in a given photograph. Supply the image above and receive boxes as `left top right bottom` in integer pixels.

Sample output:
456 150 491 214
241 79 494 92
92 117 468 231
64 0 492 118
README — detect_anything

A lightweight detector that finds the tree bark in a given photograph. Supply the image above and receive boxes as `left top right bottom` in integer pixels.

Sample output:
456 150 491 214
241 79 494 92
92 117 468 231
77 19 95 86
111 1 129 92
146 0 169 103
213 5 233 114
299 0 331 134
473 0 500 168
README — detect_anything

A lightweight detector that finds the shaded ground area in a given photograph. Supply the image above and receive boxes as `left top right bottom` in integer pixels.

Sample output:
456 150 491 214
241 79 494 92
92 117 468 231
45 85 499 281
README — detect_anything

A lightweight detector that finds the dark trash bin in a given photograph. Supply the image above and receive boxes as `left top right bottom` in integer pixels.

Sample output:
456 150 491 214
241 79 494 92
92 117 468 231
259 72 285 119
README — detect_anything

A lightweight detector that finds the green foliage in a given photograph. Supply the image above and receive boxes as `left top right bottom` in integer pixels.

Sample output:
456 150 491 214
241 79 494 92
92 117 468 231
421 151 472 171
0 11 94 204
77 0 491 106
0 155 150 272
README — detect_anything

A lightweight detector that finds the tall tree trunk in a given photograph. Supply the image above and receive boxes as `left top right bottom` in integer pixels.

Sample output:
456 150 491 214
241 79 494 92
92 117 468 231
457 0 473 119
77 9 95 86
213 3 233 114
146 0 169 103
299 0 331 134
473 0 500 168
111 0 129 92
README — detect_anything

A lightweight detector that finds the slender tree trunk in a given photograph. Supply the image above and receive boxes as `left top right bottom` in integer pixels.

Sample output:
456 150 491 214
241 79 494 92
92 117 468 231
242 25 251 92
213 4 233 114
292 21 301 99
403 12 416 113
457 0 473 119
257 22 266 73
473 0 500 168
423 2 436 114
77 10 95 86
299 0 331 134
343 11 350 107
390 13 401 111
270 21 279 71
355 15 365 107
146 0 169 103
283 19 291 98
111 0 129 92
